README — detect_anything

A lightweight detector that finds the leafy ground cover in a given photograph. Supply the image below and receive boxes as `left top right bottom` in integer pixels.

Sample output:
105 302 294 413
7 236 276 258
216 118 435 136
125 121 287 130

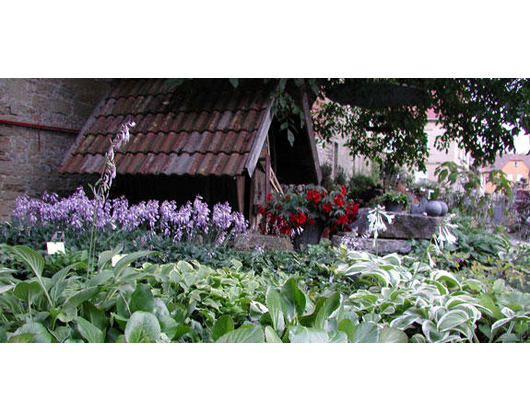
2 237 530 343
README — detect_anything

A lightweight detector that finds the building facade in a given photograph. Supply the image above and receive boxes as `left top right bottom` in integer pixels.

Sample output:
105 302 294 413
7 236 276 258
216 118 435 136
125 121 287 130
316 109 471 185
0 79 112 220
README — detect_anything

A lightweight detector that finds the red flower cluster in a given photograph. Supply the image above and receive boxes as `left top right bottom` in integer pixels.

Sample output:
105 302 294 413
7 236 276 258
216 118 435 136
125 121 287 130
258 185 358 237
325 191 359 234
289 211 307 226
306 189 324 204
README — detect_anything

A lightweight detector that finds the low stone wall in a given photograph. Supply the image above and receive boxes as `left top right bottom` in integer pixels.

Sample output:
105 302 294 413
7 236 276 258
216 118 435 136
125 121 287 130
234 233 294 252
332 208 443 255
234 209 443 255
351 208 443 240
332 235 412 255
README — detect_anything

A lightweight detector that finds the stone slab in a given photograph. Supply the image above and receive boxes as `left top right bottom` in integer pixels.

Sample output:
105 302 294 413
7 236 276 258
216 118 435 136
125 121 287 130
332 234 412 255
351 207 442 240
234 233 294 252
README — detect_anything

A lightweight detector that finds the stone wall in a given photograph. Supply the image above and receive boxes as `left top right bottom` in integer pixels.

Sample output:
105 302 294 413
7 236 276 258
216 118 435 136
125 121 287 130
0 78 112 221
332 208 443 255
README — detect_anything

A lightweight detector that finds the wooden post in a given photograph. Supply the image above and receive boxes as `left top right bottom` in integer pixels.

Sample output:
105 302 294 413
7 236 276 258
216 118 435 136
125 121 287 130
236 175 246 215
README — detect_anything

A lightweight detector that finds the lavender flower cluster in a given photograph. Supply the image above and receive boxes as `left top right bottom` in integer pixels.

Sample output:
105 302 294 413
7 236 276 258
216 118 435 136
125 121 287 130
12 188 248 246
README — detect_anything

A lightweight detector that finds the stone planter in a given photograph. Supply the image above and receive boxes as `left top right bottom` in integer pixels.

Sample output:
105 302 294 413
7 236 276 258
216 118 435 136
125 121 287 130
292 222 324 251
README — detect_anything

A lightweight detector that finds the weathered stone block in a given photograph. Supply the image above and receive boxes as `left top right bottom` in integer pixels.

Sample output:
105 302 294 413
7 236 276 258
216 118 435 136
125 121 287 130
351 207 442 240
332 234 412 255
235 233 294 252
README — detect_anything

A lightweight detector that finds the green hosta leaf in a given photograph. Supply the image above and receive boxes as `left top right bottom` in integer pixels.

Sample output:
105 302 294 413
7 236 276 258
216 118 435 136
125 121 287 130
113 251 154 277
12 322 53 343
360 269 390 287
315 293 341 330
288 326 329 343
63 287 100 311
125 311 161 343
0 266 16 275
7 333 35 344
378 326 408 343
437 310 471 332
338 319 355 342
83 302 108 331
328 330 349 344
8 245 44 280
422 320 449 343
281 278 306 319
0 284 15 294
211 315 234 342
129 283 154 313
264 326 283 343
352 322 379 343
390 312 421 330
76 316 105 343
431 270 461 290
176 260 195 273
266 287 286 333
7 245 53 306
13 281 41 302
216 325 264 343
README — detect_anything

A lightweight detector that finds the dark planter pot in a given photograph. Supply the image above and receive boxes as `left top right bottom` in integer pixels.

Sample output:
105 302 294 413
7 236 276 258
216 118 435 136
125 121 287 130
410 197 427 214
384 201 404 213
292 222 324 251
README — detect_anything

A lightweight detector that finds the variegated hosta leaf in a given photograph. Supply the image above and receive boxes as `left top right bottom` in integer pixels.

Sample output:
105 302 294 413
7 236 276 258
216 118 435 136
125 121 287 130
437 309 472 332
390 313 420 330
422 320 450 343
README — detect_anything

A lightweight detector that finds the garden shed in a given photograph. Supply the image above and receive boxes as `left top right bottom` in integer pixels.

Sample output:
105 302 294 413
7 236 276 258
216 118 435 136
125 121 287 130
59 79 322 225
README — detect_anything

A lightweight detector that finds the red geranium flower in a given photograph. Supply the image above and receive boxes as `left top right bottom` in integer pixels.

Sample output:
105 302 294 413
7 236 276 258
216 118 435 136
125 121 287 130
306 189 322 204
333 196 345 208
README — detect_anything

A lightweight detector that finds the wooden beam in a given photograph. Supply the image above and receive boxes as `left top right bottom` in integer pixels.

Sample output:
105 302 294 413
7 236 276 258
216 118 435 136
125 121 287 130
235 175 246 214
270 167 284 195
300 80 322 184
245 98 275 177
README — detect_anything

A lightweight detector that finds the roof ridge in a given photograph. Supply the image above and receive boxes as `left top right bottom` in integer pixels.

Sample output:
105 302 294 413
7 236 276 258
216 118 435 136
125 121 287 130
84 128 259 137
93 107 268 120
71 150 250 157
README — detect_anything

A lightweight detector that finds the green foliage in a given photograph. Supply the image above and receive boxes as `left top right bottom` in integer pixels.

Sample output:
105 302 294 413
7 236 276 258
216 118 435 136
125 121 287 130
375 190 409 208
2 234 530 342
314 78 530 171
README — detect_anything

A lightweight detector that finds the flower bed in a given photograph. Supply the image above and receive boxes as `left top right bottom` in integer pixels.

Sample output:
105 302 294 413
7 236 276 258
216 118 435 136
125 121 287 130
2 189 248 250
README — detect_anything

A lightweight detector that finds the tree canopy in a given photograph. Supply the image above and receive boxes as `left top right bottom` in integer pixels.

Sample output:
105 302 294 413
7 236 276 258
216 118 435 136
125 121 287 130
170 78 530 172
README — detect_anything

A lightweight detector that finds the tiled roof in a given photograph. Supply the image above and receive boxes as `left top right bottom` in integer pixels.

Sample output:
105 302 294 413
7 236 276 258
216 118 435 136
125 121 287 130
60 79 275 177
483 153 530 172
